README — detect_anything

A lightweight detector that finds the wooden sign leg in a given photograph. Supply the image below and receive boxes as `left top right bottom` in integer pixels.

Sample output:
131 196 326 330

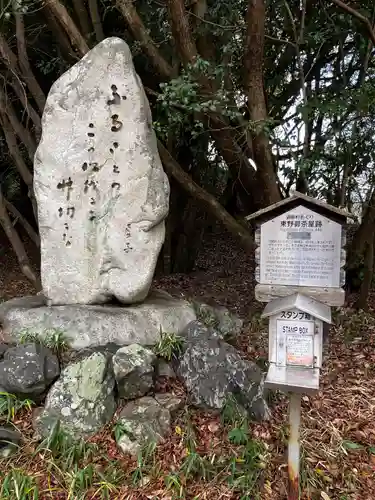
288 392 301 499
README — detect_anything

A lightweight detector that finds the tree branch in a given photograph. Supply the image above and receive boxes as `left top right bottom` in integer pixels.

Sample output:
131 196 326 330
72 0 92 38
13 3 46 113
44 0 90 57
157 139 254 252
332 0 375 45
168 0 199 64
3 72 41 135
0 86 37 161
0 110 38 220
116 0 176 78
0 187 41 290
88 0 104 42
4 198 40 248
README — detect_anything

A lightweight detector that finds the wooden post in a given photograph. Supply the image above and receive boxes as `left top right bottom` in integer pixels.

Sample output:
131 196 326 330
288 392 301 500
247 192 353 499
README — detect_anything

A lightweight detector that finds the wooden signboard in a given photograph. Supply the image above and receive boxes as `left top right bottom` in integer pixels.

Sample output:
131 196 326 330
248 193 355 498
247 192 353 307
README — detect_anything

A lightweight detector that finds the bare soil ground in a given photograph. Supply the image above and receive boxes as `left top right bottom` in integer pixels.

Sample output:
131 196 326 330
0 226 374 499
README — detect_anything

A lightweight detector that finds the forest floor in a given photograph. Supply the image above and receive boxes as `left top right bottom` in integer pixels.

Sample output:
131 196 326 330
0 227 374 499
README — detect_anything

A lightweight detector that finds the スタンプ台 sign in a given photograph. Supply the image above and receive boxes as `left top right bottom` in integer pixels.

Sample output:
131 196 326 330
261 293 331 393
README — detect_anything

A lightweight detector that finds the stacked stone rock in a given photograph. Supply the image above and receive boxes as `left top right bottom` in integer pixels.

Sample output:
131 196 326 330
0 37 269 455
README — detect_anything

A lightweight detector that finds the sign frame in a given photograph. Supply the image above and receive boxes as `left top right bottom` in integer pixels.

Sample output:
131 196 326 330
247 191 354 307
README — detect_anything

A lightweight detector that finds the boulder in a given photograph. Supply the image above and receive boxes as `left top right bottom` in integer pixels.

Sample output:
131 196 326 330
0 426 22 458
193 302 243 338
0 343 59 401
176 322 269 421
180 320 221 341
154 393 183 413
115 395 175 456
34 352 116 439
113 344 156 399
0 291 196 349
0 344 9 360
155 359 176 379
34 36 169 305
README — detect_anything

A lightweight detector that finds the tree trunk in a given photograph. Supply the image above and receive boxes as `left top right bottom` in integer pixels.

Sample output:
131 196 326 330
0 112 38 221
44 0 89 57
14 6 46 113
42 7 79 63
244 0 281 205
116 0 176 79
355 233 374 310
88 0 104 42
172 200 207 273
4 198 40 248
346 187 375 303
0 86 37 161
0 189 41 290
167 0 264 209
157 140 254 252
72 0 92 38
7 73 41 136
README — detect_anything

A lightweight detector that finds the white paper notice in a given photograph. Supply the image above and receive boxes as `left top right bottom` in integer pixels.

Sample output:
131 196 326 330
260 205 342 287
276 319 314 367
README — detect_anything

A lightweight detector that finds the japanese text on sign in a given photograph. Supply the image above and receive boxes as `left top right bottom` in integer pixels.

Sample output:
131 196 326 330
259 206 342 287
276 318 315 367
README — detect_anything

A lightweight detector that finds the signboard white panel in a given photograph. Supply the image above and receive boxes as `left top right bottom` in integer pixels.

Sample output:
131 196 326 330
276 318 315 367
260 206 342 287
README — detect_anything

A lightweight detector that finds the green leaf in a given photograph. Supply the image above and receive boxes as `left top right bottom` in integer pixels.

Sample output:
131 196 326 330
228 426 248 445
342 440 364 450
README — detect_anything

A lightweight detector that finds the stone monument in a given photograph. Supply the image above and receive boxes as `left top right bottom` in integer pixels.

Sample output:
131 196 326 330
0 37 197 348
34 36 170 305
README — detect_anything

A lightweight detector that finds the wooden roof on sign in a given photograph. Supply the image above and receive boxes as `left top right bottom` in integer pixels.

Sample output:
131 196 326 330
261 292 332 324
245 191 356 225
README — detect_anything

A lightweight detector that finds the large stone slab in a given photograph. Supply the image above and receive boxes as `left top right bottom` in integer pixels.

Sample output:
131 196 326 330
0 291 196 350
34 36 169 305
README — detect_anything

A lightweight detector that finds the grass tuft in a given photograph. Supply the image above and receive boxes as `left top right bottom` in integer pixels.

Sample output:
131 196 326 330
0 392 34 422
153 328 185 361
18 328 71 354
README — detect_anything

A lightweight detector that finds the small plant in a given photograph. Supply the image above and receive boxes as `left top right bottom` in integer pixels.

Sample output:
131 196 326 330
131 441 158 485
193 302 220 328
180 408 198 453
249 313 267 333
0 469 39 499
36 421 97 470
0 392 34 422
90 465 125 499
221 395 247 427
228 423 249 446
153 329 184 361
18 330 40 344
180 450 213 481
113 421 128 442
226 439 267 494
19 328 70 354
43 329 70 353
66 464 95 498
164 472 185 497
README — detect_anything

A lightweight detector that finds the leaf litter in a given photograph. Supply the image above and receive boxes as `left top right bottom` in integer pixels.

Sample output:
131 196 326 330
0 226 375 498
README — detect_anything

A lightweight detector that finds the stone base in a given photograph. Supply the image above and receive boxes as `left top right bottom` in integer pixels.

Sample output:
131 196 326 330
0 290 196 350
